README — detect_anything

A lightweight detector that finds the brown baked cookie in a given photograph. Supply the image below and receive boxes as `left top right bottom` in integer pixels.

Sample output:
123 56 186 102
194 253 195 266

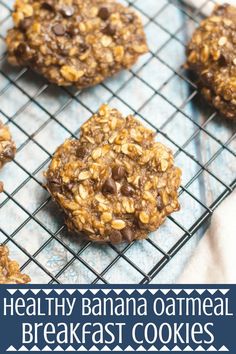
46 105 181 244
6 0 148 89
0 121 16 189
186 4 236 120
0 245 31 284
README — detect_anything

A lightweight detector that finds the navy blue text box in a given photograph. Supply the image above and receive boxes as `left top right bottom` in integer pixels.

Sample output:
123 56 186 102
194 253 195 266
0 285 235 353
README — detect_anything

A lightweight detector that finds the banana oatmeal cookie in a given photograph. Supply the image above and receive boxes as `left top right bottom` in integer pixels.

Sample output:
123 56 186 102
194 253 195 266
6 0 148 89
186 3 236 119
46 105 181 244
0 245 31 284
0 121 16 191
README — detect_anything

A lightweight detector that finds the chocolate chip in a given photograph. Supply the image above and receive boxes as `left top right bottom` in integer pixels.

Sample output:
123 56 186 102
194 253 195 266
157 195 164 211
14 43 28 57
218 54 227 67
0 181 3 193
102 178 117 195
67 25 79 37
41 1 54 11
76 146 87 159
79 43 89 53
121 227 134 243
14 43 25 56
52 23 65 36
19 18 33 31
98 7 110 20
60 6 74 18
103 24 116 36
120 183 133 197
112 165 125 181
110 230 123 244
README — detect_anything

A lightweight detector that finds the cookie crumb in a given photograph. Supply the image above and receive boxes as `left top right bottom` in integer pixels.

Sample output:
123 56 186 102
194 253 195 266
0 245 31 284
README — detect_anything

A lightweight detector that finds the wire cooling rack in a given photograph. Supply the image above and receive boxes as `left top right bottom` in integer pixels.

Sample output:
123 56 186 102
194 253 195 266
0 0 235 284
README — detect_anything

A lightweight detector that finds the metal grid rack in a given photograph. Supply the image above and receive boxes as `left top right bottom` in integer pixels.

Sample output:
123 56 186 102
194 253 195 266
0 0 235 284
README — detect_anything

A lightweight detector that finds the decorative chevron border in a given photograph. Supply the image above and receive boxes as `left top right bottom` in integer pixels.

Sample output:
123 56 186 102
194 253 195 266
6 344 229 351
6 289 230 295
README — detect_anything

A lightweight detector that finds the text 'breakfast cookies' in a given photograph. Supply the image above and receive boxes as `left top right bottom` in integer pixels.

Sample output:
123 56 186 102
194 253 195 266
187 4 236 120
46 105 182 244
6 0 148 89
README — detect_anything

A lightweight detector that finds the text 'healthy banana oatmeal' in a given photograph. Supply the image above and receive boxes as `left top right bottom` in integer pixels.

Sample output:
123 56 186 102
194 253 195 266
6 0 148 89
187 4 236 120
0 245 31 284
46 105 181 244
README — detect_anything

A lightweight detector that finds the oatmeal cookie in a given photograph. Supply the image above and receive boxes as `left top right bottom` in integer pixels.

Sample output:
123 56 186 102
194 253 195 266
0 121 16 170
186 3 236 119
46 105 181 243
6 0 148 89
0 245 31 284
